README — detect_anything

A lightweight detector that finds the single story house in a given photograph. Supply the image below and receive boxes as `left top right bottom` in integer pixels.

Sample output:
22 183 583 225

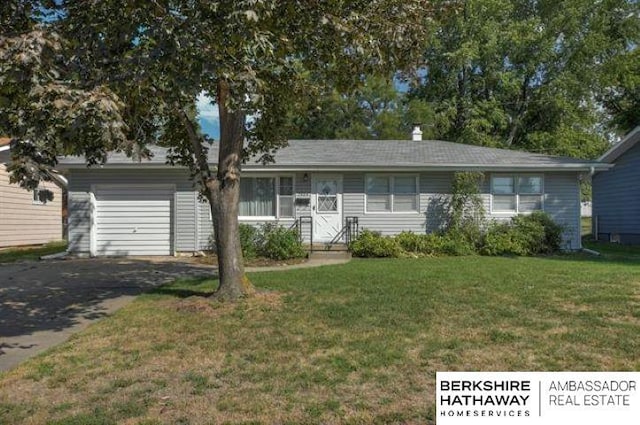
58 135 609 256
0 138 65 248
592 126 640 243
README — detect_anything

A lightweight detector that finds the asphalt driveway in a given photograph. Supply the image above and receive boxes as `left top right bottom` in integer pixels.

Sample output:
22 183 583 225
0 257 214 371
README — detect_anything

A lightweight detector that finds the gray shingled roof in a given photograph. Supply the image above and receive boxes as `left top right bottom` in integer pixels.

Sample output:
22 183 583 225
58 139 607 170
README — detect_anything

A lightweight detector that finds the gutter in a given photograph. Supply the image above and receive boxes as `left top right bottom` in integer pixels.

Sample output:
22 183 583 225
56 163 614 173
48 170 68 189
1 146 68 189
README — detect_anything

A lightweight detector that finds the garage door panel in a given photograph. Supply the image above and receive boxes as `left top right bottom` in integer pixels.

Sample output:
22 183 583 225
94 233 170 241
95 186 173 256
94 248 169 256
95 210 171 217
96 201 171 208
97 223 171 230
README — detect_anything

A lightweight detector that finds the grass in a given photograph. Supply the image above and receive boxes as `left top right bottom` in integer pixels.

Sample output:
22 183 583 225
0 241 67 263
1 251 639 424
582 216 592 237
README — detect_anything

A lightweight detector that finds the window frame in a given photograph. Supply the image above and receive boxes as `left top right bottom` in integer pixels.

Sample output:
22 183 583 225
238 174 296 220
32 187 45 205
364 174 420 214
490 174 544 215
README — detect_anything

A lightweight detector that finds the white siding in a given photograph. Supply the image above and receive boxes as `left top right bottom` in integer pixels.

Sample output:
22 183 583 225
67 168 583 254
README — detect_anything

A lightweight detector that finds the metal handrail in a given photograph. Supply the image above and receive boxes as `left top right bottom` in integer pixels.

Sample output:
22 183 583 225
345 216 359 246
294 216 358 252
298 216 313 252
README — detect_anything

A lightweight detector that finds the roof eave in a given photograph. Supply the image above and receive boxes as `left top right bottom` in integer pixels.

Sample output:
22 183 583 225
598 126 640 163
58 162 611 172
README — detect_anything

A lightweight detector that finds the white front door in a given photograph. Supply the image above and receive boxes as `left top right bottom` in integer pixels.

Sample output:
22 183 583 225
312 174 343 242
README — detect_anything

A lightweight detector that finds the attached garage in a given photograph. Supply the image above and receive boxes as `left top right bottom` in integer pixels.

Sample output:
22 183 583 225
92 185 174 256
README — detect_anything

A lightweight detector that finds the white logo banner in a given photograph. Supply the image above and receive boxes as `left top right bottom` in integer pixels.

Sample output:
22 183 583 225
437 372 640 424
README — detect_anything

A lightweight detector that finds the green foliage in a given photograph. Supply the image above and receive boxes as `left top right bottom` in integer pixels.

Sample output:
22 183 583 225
514 211 563 254
1 1 439 293
211 223 305 261
1 1 436 189
448 171 485 230
288 75 436 140
238 224 259 260
258 223 306 261
288 0 639 152
481 212 563 256
353 212 561 258
396 231 443 256
444 226 482 255
349 230 403 258
481 222 532 256
412 0 638 155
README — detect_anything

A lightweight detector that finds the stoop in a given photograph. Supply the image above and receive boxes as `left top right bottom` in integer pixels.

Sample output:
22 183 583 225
306 243 352 260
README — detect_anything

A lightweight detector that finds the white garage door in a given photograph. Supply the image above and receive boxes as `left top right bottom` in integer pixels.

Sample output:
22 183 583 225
94 186 173 256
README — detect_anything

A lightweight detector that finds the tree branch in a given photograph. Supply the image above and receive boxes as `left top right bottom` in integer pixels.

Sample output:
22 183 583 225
176 105 213 188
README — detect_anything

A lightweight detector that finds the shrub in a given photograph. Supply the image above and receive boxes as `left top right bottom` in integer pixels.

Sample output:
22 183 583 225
258 223 306 260
481 212 563 256
395 231 426 253
394 231 473 256
481 222 530 256
239 223 260 259
349 230 402 258
513 211 563 254
439 230 477 256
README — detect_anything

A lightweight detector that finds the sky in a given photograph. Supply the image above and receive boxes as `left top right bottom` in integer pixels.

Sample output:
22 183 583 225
196 93 221 140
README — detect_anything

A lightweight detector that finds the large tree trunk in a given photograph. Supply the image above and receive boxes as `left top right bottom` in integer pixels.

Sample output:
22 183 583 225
207 80 255 301
178 81 254 301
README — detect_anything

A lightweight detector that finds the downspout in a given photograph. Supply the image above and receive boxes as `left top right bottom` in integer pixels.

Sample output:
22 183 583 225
590 166 597 242
582 165 600 254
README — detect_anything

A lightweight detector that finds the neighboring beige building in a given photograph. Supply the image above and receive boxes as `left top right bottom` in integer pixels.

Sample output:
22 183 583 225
0 138 63 248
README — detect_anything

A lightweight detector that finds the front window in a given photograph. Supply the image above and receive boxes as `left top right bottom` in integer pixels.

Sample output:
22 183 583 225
491 175 543 213
365 175 419 213
278 177 294 217
239 176 294 218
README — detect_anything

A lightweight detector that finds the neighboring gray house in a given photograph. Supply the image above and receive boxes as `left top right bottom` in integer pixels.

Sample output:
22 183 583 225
592 126 640 244
58 137 609 256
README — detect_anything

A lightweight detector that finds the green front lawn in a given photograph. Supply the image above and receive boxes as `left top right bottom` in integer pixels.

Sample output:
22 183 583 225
0 241 67 263
1 251 639 424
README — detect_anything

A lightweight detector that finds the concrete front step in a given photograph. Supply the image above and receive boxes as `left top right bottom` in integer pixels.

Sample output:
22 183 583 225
304 243 349 252
308 250 352 261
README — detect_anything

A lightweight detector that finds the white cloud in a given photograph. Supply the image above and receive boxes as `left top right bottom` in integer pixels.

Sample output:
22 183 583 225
196 92 219 123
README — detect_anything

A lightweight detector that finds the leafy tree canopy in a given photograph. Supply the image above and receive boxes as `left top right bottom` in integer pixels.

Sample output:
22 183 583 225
0 0 443 298
287 74 436 140
289 0 639 158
